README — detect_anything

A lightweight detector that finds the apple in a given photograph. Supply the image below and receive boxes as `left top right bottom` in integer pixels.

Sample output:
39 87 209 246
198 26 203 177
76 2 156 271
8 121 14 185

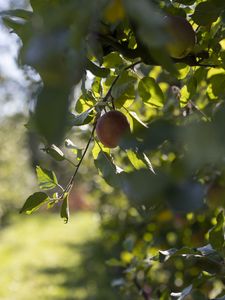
164 15 196 59
96 110 130 148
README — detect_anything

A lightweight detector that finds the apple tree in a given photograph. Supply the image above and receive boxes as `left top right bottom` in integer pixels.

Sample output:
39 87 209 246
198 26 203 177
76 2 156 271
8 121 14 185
1 0 225 298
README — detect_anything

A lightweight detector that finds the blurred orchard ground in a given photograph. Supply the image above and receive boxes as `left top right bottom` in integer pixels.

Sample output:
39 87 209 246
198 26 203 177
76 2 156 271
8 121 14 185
0 1 117 299
0 0 225 300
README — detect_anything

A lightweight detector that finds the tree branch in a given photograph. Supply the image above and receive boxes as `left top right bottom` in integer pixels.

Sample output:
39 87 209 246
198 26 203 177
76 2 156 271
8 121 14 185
97 33 219 68
63 123 97 194
103 59 142 104
61 59 141 197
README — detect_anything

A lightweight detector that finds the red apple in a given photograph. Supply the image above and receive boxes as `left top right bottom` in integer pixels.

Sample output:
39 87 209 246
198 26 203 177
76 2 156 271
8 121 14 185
164 15 196 59
96 110 130 148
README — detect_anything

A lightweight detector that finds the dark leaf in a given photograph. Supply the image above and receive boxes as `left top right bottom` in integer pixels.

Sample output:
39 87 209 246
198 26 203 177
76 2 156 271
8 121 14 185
171 284 193 300
94 151 122 188
60 193 69 223
35 86 71 144
192 1 223 26
120 169 169 207
20 192 48 214
208 211 225 253
0 9 32 20
111 71 136 99
167 181 205 213
44 144 65 161
138 76 164 106
68 108 95 127
86 59 110 78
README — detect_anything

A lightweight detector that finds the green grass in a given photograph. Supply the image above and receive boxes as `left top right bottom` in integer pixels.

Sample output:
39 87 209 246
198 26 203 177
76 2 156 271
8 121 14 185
0 212 118 300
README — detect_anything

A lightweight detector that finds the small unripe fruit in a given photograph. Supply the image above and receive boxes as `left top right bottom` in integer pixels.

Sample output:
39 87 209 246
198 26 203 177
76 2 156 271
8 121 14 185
164 15 196 59
96 110 130 148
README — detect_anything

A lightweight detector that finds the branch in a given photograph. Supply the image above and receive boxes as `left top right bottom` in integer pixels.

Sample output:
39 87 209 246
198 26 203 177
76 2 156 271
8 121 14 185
61 59 141 197
103 59 142 104
97 33 220 68
64 123 97 193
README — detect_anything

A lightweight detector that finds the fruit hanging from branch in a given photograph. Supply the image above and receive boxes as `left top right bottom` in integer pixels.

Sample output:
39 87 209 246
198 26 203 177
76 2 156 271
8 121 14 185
96 110 130 148
164 14 196 59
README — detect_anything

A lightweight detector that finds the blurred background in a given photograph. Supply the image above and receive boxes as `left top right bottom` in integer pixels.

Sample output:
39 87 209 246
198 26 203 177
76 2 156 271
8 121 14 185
0 1 119 299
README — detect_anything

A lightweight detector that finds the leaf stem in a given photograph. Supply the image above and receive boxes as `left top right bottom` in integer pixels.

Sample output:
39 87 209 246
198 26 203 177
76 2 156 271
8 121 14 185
56 183 65 192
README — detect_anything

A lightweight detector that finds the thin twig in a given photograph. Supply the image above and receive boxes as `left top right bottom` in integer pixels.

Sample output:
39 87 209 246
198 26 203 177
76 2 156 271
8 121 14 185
189 100 211 122
103 59 142 104
63 123 97 194
198 63 220 68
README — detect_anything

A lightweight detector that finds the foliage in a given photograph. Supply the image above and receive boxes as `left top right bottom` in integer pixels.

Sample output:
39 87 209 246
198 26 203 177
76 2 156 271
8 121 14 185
1 0 225 299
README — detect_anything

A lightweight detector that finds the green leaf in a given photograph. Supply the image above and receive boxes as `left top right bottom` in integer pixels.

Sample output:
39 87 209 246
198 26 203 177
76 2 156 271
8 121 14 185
138 77 164 107
65 139 83 159
191 1 222 26
75 94 96 113
86 59 110 78
171 284 193 300
209 74 225 98
36 166 58 190
44 144 65 161
126 150 155 173
127 150 147 170
20 192 48 214
94 151 122 188
159 247 200 263
174 0 195 5
60 193 69 223
111 71 136 99
129 111 148 129
65 139 81 150
68 108 95 126
0 9 32 20
2 16 27 38
92 77 102 98
103 52 125 68
140 152 155 174
208 211 224 252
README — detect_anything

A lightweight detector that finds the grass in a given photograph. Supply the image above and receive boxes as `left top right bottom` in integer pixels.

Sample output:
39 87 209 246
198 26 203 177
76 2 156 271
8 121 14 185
0 212 119 300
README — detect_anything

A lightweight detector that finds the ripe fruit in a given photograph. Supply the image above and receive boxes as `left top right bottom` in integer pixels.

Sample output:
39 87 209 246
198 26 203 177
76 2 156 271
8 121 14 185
96 110 130 148
164 15 196 59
